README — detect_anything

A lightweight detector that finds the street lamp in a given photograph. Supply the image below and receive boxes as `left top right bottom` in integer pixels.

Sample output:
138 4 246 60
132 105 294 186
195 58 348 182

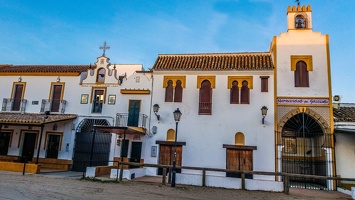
261 106 268 124
171 108 182 187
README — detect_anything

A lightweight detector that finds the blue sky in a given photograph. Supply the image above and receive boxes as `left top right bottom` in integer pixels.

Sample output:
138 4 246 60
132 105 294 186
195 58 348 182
0 0 354 102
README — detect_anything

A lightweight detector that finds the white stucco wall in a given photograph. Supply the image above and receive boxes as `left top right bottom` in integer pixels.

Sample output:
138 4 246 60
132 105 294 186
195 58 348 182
146 70 275 176
275 30 329 98
335 131 355 178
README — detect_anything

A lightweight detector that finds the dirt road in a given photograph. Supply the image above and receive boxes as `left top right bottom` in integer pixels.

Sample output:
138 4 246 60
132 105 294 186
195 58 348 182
0 171 351 200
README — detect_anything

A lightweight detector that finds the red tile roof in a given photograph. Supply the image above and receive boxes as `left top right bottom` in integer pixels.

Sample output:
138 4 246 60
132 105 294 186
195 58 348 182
152 52 274 71
333 107 355 122
0 113 77 125
0 64 89 73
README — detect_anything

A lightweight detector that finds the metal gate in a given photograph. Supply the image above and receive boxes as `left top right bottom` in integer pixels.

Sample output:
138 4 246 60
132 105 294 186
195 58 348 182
281 112 332 190
72 119 112 172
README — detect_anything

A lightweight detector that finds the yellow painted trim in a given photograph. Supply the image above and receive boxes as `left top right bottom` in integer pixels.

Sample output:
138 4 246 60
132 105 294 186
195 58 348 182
227 76 253 89
326 34 336 184
44 132 64 151
120 89 150 94
48 82 65 101
90 87 107 104
272 36 278 175
290 55 313 71
287 5 312 13
163 76 186 88
235 132 245 145
197 76 216 88
0 72 81 76
10 82 26 99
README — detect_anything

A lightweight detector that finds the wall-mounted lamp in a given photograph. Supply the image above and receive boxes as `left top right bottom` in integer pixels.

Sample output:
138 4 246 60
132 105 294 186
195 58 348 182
18 77 22 82
261 106 268 124
53 123 57 131
56 76 61 82
153 104 160 121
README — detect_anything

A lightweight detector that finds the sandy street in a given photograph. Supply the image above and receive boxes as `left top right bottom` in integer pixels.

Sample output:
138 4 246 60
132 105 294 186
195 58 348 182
0 171 351 200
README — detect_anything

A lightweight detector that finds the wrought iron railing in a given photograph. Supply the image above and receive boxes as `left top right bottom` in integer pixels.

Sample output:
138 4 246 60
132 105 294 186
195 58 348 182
116 113 148 128
40 99 67 113
199 102 212 114
2 98 27 113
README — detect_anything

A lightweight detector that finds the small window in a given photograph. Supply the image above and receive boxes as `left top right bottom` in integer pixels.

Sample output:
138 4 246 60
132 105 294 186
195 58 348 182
230 81 239 104
295 15 307 29
96 68 105 83
260 76 269 92
199 80 212 115
92 89 104 113
295 61 309 87
167 129 176 141
235 132 245 145
240 81 250 104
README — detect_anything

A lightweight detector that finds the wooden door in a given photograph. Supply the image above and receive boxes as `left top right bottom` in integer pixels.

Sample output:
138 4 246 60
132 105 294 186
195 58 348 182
12 84 23 111
226 149 253 178
51 85 62 112
129 142 142 168
158 145 182 175
128 100 140 126
21 133 37 162
0 132 11 155
46 135 60 158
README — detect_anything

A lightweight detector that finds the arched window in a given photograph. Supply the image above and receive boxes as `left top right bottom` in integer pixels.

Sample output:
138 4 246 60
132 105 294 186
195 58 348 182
235 132 245 145
199 80 212 115
295 61 309 87
174 80 183 102
165 80 173 102
295 15 307 29
167 129 175 141
240 81 250 104
96 68 105 83
230 81 239 104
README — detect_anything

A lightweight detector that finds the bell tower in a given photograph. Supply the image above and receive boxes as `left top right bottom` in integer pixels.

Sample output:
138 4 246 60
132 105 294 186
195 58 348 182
287 5 312 31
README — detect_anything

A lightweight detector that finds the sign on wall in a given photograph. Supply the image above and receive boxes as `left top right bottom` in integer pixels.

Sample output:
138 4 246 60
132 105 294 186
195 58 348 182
277 98 329 105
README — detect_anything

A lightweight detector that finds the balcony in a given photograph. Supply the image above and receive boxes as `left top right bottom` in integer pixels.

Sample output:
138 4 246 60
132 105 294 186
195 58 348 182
199 102 212 115
41 99 67 114
2 98 27 113
116 113 147 128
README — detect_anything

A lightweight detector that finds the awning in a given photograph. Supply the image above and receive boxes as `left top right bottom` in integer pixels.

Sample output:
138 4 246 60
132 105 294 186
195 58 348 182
94 125 146 135
0 113 77 126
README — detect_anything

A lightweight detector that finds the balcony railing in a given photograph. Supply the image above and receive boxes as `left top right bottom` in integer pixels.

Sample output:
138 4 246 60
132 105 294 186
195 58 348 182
199 102 212 115
41 99 67 114
2 98 27 113
116 113 148 128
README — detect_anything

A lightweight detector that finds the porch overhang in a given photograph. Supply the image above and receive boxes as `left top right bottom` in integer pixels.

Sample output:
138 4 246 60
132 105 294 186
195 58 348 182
0 113 78 126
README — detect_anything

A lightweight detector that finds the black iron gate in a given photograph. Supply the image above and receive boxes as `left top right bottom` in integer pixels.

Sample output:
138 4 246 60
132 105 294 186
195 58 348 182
72 119 112 172
281 112 332 190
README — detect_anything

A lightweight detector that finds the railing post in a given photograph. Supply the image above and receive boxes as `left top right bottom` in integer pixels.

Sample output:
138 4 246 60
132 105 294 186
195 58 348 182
22 156 27 175
283 175 290 194
116 161 119 182
119 162 124 182
241 172 245 190
162 168 167 185
202 168 206 187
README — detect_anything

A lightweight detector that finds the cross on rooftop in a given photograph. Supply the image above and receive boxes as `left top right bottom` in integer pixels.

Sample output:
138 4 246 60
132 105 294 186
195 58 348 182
295 0 300 6
99 41 110 56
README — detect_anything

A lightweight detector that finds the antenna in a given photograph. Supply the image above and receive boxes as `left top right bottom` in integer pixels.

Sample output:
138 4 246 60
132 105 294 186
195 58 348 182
295 0 300 6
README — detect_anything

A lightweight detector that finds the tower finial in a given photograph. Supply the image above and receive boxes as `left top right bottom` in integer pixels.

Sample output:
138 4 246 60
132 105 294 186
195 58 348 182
295 0 300 6
99 41 110 56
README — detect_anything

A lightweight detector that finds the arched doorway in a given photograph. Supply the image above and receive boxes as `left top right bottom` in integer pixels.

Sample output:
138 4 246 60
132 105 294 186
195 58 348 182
72 118 112 171
280 110 330 189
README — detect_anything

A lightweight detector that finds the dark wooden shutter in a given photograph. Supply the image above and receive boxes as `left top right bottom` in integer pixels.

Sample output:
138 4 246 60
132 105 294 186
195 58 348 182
199 80 212 114
165 80 173 102
12 84 23 111
51 85 62 112
174 80 183 102
261 77 268 92
230 81 239 104
295 61 309 87
240 81 250 104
